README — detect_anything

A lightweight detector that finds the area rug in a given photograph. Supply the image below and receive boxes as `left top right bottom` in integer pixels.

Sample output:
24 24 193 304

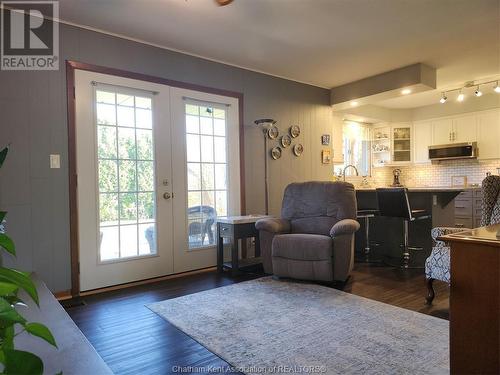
148 277 448 375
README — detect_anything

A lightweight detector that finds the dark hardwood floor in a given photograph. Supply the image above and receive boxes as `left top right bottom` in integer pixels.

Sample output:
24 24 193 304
64 264 449 375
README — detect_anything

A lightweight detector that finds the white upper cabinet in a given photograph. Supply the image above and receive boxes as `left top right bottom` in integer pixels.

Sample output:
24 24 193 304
413 121 432 163
432 118 454 144
476 109 500 160
391 123 412 164
453 114 477 143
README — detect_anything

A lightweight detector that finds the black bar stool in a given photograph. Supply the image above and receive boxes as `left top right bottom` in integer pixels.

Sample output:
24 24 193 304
356 209 380 262
376 188 431 268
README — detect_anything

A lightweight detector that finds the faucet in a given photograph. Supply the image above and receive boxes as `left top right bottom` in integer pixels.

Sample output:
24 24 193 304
342 164 359 181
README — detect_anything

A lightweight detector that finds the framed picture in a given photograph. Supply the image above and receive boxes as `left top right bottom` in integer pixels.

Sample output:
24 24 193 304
321 134 330 146
321 149 331 164
451 176 468 187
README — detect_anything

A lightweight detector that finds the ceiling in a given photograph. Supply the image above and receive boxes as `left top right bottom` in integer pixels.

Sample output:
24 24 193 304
58 0 499 100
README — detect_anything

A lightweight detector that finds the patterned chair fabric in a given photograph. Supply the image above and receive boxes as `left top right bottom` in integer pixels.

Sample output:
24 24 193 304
425 175 500 303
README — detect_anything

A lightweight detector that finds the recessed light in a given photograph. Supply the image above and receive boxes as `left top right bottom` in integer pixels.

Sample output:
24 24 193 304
457 91 465 102
401 89 412 95
350 101 358 107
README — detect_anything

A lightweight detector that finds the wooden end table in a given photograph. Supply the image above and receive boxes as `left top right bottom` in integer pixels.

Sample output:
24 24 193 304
216 215 270 276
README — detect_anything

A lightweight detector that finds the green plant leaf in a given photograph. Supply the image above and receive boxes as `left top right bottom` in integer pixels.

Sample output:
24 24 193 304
3 349 43 375
25 322 57 348
0 268 38 306
0 282 18 295
0 211 6 223
0 234 15 257
0 146 8 170
0 297 26 325
2 325 15 351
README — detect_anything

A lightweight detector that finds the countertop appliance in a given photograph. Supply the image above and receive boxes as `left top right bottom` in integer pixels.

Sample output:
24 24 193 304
428 142 478 162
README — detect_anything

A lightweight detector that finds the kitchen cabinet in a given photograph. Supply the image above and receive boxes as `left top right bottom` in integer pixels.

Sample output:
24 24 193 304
432 118 454 144
413 121 432 163
391 123 412 164
432 116 477 144
477 109 500 159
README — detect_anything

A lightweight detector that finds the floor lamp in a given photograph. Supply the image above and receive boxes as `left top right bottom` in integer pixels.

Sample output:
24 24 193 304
254 119 276 215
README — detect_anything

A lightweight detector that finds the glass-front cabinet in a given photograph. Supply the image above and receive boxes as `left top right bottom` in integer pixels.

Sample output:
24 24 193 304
391 123 412 164
372 122 412 167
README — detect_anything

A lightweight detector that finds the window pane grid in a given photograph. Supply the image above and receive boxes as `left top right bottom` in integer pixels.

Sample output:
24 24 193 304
96 89 156 261
185 103 228 250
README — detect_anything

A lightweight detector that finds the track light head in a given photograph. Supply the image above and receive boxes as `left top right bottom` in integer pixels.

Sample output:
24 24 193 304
475 86 483 97
495 81 500 93
457 91 465 102
439 92 447 104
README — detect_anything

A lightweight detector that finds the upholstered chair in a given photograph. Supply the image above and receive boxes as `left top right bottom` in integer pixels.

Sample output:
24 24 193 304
425 175 500 304
255 181 360 283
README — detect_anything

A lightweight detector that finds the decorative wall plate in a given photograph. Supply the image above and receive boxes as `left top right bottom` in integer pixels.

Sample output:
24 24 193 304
267 125 279 139
280 135 292 148
271 146 282 160
293 143 304 156
289 125 300 138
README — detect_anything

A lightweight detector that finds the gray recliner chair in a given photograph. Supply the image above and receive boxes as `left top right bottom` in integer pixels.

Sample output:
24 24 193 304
255 181 360 283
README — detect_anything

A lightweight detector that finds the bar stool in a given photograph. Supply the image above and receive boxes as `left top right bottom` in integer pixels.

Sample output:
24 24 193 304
356 209 380 262
376 188 431 268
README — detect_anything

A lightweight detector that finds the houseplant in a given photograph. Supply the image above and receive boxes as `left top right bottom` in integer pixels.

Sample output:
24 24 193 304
0 146 58 374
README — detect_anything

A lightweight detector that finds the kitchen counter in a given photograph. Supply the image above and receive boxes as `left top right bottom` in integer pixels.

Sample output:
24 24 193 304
354 185 480 265
355 185 480 192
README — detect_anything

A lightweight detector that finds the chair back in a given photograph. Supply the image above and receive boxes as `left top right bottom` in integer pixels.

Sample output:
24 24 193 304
376 188 412 220
481 175 500 226
281 181 357 235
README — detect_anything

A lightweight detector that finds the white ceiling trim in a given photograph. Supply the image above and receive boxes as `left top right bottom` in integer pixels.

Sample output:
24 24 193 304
55 17 329 90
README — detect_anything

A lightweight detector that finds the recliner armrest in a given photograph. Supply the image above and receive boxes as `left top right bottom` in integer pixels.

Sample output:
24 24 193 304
330 219 360 238
255 218 291 234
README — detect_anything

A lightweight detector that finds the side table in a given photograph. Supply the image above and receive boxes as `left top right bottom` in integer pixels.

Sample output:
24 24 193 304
216 215 270 276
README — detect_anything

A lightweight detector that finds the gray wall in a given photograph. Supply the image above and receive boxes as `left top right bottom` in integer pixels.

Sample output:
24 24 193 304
0 23 337 292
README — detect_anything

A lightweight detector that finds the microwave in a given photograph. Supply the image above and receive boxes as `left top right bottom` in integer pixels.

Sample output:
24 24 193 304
428 142 478 161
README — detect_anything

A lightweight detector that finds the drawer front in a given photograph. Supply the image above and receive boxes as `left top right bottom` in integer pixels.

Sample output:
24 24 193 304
455 216 473 229
455 199 473 216
474 189 483 197
473 197 483 208
218 223 233 238
473 207 483 217
457 191 473 199
474 216 482 228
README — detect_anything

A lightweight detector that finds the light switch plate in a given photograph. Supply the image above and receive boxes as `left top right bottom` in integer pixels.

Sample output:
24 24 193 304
50 154 60 169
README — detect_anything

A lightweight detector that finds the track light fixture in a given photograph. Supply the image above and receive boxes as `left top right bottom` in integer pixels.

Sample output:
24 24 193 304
474 86 482 97
495 81 500 93
438 79 500 104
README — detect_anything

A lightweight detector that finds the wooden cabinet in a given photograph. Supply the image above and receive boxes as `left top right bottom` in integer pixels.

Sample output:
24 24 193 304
413 121 432 163
453 114 477 142
477 109 500 159
432 118 454 144
391 123 412 164
431 116 477 144
454 189 482 229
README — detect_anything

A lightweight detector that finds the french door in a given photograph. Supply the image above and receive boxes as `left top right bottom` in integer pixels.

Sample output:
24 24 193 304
75 70 240 291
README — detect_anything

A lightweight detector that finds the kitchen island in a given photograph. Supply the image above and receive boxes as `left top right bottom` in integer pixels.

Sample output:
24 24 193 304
355 185 481 265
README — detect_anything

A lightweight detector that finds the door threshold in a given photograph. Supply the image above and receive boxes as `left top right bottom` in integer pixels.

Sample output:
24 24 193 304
78 266 216 297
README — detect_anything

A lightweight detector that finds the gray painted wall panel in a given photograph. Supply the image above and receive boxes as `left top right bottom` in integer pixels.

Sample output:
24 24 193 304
0 23 337 291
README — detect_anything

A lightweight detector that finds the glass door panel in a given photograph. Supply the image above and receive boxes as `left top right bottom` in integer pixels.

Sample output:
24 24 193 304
95 89 157 261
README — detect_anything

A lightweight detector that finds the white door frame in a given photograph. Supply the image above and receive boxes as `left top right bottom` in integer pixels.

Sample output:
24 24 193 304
75 70 174 291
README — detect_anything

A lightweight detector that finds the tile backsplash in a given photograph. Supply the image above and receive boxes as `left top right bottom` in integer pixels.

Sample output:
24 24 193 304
370 159 500 187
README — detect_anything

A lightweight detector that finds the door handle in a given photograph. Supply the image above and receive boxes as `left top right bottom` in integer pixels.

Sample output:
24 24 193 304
163 192 172 200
